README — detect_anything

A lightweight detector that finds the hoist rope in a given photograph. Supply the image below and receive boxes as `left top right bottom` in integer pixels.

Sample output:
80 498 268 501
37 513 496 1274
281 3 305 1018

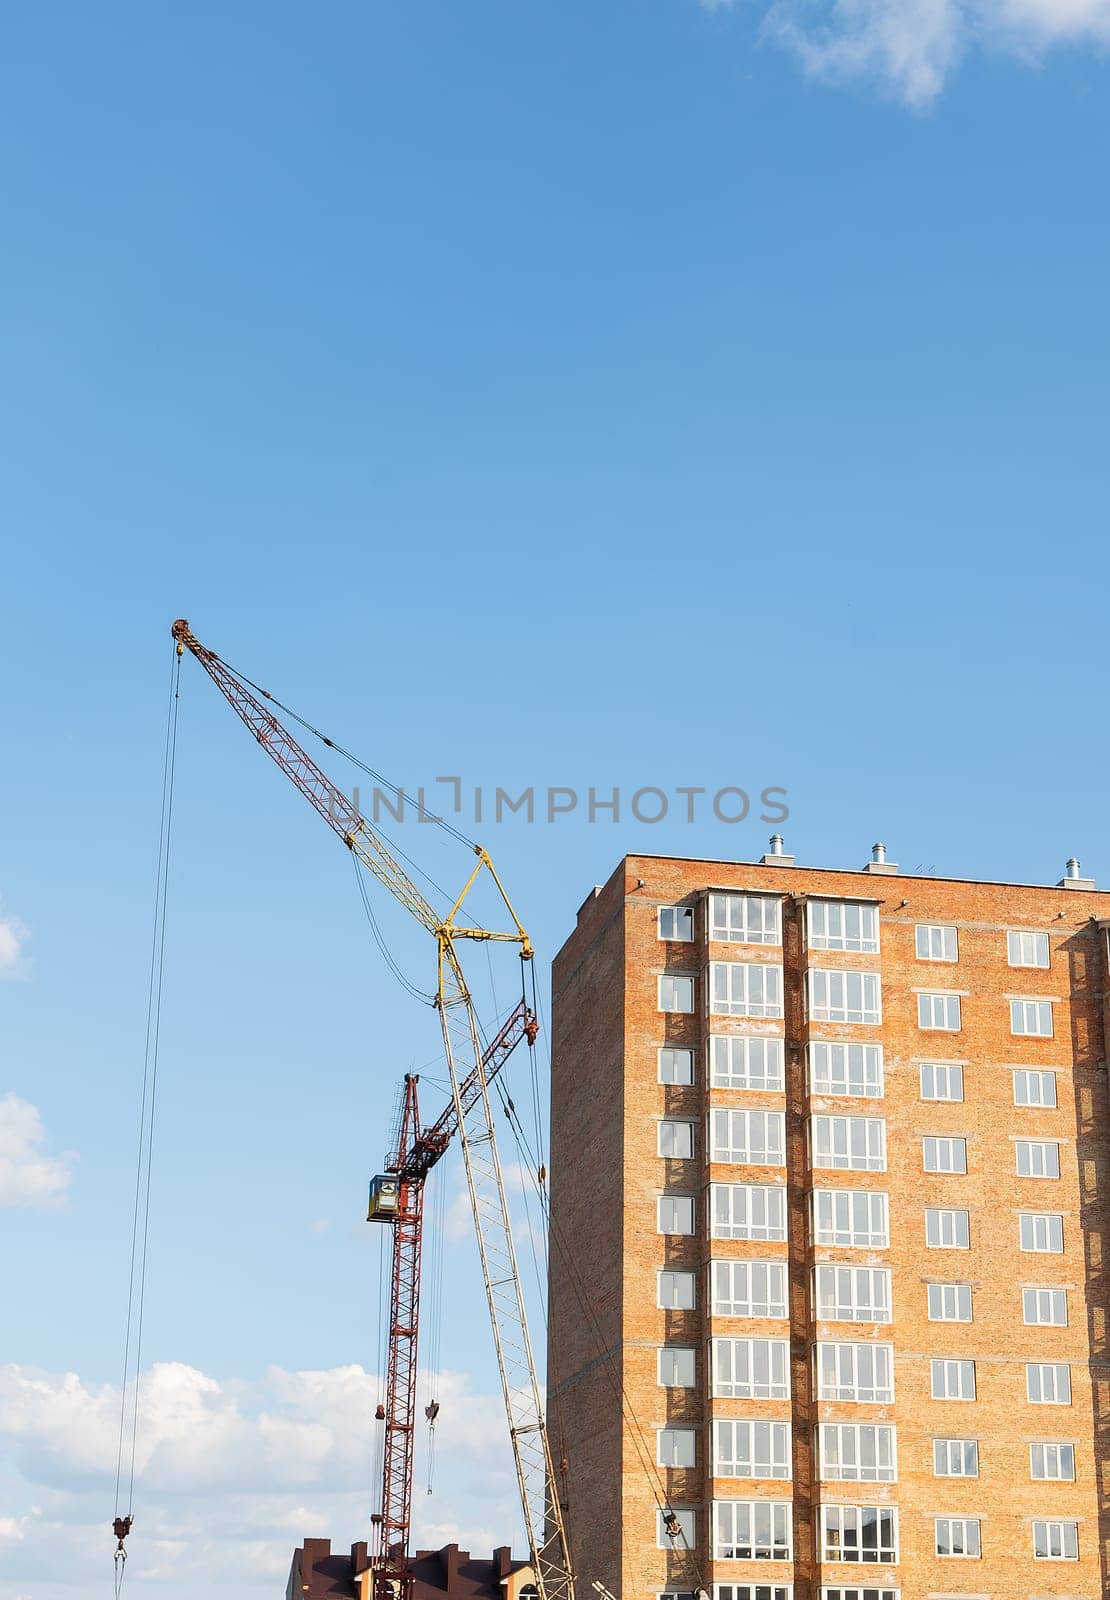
113 645 182 1583
351 854 435 1005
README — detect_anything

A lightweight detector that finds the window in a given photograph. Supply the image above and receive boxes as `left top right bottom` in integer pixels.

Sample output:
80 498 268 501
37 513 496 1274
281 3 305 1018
1011 998 1053 1037
1031 1442 1075 1480
715 1589 792 1600
658 1270 696 1310
807 900 880 953
812 1190 889 1249
916 924 958 962
809 970 882 1025
815 1342 894 1404
814 1266 891 1323
713 1420 791 1480
928 1283 972 1322
712 1260 788 1319
709 1036 786 1093
710 1109 786 1167
658 1427 696 1468
933 1438 978 1477
712 1501 792 1561
711 1337 790 1400
931 1358 975 1400
658 1195 695 1235
1027 1362 1071 1404
819 1592 899 1600
1014 1068 1057 1107
709 893 782 946
818 1505 898 1564
709 962 784 1019
1009 929 1050 968
659 975 694 1013
659 1347 696 1388
1023 1287 1067 1326
1017 1140 1060 1178
919 1061 963 1102
809 1042 884 1098
925 1209 970 1249
657 1508 696 1548
659 905 694 942
923 1136 967 1174
817 1424 897 1482
659 1120 695 1159
918 992 962 1031
710 1184 788 1242
1032 1519 1078 1560
1020 1213 1063 1253
659 1047 695 1085
934 1517 980 1558
811 1116 887 1172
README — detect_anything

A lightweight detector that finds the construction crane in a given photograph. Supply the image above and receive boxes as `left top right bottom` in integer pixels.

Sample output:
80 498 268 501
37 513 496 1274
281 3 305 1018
366 1000 538 1589
171 621 573 1600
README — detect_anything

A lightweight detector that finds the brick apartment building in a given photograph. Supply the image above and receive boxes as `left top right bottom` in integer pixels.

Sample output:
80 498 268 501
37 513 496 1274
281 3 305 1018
548 843 1110 1600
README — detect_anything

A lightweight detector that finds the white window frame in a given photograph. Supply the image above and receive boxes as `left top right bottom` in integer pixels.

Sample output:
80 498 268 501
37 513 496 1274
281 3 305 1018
918 991 962 1032
919 1061 964 1102
711 1337 790 1401
712 1500 793 1561
658 974 694 1014
657 1507 696 1549
928 1282 973 1323
818 1591 899 1600
1013 1068 1057 1107
1030 1441 1075 1481
658 1346 696 1388
930 1358 975 1400
709 961 784 1019
658 1047 695 1085
658 1269 696 1310
658 1195 695 1235
810 1115 887 1173
813 1266 892 1324
713 1419 792 1480
923 1135 967 1175
658 1426 697 1468
933 1437 978 1477
1023 1287 1067 1326
1032 1519 1078 1561
659 904 694 942
1011 998 1054 1037
709 1035 786 1093
811 1189 889 1249
659 1119 695 1160
1026 1362 1071 1404
708 892 782 946
806 900 880 954
808 969 882 1026
808 1041 884 1099
934 1516 980 1558
925 1208 970 1249
916 923 958 962
712 1259 789 1320
710 1108 786 1167
1020 1213 1063 1253
709 1183 788 1243
1016 1139 1060 1179
816 1423 897 1483
1008 929 1050 968
818 1504 898 1564
815 1341 894 1404
715 1588 793 1600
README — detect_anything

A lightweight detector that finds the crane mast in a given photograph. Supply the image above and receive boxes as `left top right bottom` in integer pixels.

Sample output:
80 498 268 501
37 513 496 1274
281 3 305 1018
171 622 574 1600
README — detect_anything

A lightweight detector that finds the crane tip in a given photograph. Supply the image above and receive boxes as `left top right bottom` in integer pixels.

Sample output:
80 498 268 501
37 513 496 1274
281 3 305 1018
171 618 190 641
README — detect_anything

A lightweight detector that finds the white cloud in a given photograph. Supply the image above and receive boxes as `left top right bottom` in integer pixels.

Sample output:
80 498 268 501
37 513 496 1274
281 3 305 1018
702 0 1110 105
0 1360 522 1600
0 900 29 980
0 1097 75 1208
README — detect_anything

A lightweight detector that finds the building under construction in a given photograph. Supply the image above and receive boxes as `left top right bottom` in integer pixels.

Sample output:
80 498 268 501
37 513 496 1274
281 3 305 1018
548 845 1110 1599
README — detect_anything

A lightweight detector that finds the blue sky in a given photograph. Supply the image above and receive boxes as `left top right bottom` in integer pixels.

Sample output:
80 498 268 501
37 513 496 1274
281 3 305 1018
2 2 1109 1596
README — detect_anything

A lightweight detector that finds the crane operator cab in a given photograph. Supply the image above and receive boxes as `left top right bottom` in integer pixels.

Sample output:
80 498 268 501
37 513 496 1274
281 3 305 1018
367 1175 401 1222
